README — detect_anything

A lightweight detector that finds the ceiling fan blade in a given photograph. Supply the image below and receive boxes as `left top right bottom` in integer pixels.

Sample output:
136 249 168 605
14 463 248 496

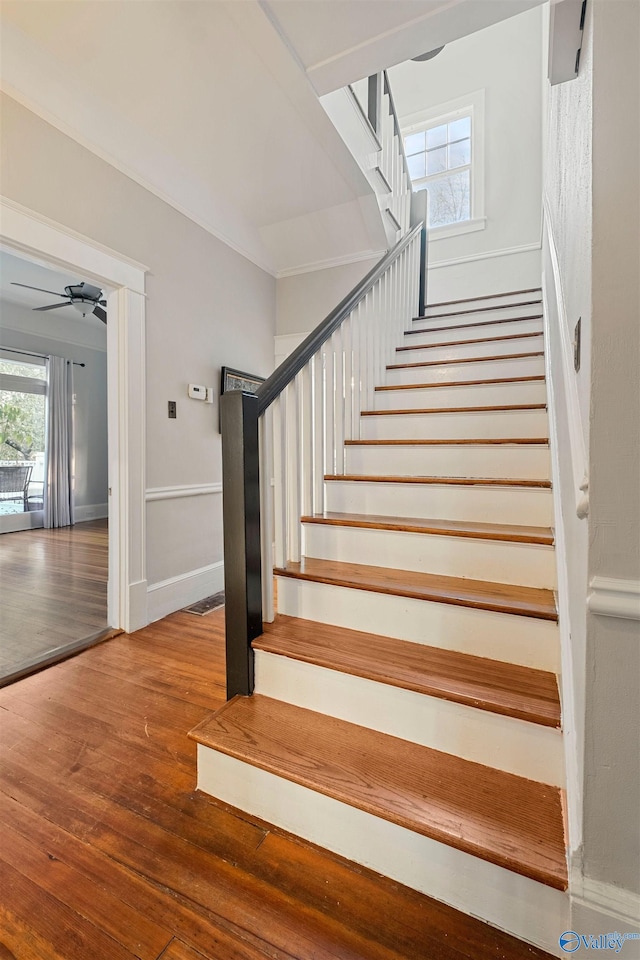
93 305 107 324
11 282 67 297
33 302 70 312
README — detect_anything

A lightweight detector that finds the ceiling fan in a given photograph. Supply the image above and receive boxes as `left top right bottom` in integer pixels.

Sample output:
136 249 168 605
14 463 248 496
11 281 107 324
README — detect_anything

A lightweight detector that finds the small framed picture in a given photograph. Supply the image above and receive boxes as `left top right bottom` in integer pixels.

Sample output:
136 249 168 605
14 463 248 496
219 367 265 431
220 366 265 397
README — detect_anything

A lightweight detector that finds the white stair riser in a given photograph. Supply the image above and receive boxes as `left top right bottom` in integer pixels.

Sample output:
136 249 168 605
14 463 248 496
361 409 548 441
423 292 541 311
276 576 560 671
407 316 543 344
302 523 557 588
395 334 544 364
385 355 545 385
254 652 564 785
374 380 547 410
419 301 543 328
197 747 568 958
325 480 553 526
345 442 550 480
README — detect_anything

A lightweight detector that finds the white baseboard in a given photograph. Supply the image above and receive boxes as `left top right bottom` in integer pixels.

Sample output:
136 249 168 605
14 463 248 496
572 875 640 931
147 560 224 623
75 502 109 522
128 579 149 634
429 240 541 271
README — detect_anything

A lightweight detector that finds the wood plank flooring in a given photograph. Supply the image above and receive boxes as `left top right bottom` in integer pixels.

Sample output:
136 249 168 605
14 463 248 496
0 519 109 684
0 609 555 959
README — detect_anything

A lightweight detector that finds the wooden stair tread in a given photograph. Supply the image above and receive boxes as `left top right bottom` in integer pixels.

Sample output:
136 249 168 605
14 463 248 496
325 474 551 488
274 557 558 621
423 287 542 309
376 375 545 391
407 314 543 336
387 351 544 370
255 615 560 726
190 695 567 889
397 331 543 351
345 437 549 445
361 403 546 416
414 299 542 321
300 511 554 544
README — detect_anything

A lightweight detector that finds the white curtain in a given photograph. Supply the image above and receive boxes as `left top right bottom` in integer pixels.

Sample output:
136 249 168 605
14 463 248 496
44 355 74 529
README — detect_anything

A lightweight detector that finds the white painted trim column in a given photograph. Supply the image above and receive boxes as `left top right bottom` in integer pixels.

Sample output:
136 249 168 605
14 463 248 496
0 196 148 633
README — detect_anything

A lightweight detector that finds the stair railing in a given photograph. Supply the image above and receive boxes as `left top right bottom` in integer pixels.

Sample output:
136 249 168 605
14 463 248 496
221 222 425 698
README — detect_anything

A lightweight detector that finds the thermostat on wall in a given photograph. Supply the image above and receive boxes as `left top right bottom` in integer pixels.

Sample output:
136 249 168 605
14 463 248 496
188 383 207 400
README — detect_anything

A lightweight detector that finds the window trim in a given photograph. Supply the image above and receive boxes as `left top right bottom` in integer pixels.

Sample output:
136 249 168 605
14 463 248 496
401 89 486 240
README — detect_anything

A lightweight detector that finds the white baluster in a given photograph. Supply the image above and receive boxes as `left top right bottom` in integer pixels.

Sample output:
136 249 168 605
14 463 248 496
259 407 275 622
299 362 313 523
286 378 301 563
331 327 344 476
322 338 335 478
273 393 286 570
312 352 324 516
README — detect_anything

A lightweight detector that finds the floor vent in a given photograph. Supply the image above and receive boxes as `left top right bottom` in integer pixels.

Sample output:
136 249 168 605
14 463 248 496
184 592 225 616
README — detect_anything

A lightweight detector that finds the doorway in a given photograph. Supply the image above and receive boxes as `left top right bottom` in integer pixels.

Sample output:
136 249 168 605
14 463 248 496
0 196 148 682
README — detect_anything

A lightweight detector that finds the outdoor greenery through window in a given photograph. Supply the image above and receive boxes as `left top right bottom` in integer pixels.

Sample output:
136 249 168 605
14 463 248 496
404 115 471 228
0 357 47 515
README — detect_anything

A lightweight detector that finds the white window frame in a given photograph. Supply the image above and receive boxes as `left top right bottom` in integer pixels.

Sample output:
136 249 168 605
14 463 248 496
401 89 486 241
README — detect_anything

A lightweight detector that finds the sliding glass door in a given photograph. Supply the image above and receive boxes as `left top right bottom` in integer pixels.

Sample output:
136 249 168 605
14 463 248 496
0 356 47 534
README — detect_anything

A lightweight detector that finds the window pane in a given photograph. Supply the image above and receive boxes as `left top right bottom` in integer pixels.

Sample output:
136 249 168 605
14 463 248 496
407 152 426 180
427 170 471 227
404 131 425 155
0 358 45 379
426 146 447 175
448 138 471 168
426 124 447 148
449 116 471 141
0 388 46 515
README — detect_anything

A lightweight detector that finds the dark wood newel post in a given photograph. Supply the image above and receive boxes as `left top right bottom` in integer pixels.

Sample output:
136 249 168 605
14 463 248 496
220 390 262 699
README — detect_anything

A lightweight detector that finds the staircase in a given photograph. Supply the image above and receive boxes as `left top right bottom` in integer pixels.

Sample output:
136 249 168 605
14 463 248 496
191 285 569 956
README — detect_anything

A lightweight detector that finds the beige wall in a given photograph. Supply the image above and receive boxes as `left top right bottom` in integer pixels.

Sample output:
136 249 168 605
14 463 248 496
582 0 640 898
544 0 639 917
276 257 379 337
0 93 276 595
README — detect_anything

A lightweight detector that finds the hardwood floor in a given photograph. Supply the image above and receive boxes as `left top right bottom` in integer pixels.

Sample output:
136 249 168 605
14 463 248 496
0 609 554 959
0 519 109 684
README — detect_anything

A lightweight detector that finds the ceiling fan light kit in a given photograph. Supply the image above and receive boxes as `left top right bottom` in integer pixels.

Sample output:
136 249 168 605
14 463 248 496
10 280 108 324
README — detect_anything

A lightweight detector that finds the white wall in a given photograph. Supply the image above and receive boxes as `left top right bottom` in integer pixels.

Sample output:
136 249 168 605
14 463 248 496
388 5 544 301
0 301 108 516
0 92 276 616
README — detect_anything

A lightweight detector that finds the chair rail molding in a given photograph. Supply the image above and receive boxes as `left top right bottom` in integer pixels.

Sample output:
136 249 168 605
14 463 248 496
587 577 640 621
145 482 223 501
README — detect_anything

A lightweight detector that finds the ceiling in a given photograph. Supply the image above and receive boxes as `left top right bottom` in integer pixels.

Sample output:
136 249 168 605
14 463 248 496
0 250 108 347
0 0 543 275
0 1 385 275
263 0 545 94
